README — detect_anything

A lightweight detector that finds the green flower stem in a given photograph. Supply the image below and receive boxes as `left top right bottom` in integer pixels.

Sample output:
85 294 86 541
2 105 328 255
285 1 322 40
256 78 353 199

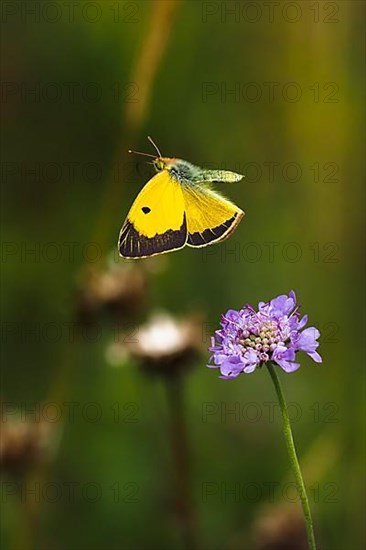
267 362 317 550
165 374 197 550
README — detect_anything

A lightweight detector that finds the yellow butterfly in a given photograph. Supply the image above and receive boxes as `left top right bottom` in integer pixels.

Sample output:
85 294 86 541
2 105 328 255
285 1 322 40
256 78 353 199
118 137 244 259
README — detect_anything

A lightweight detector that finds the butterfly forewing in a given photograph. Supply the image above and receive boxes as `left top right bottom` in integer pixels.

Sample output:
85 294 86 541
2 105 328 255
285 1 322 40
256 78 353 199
118 171 187 258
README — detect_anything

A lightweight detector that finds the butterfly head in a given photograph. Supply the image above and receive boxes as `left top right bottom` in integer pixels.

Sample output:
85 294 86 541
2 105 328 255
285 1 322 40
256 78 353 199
128 138 191 181
129 137 174 172
153 157 176 172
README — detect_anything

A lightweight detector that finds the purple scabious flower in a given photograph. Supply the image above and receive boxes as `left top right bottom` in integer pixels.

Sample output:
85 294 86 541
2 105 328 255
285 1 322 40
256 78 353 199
208 291 322 379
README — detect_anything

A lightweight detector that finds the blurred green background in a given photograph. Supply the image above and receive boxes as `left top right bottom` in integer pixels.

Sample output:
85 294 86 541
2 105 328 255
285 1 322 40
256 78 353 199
1 1 365 549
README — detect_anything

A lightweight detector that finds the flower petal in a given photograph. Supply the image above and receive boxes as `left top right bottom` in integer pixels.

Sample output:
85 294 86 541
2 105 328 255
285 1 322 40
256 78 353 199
308 350 322 363
294 327 321 362
272 345 300 372
242 348 259 373
297 314 308 330
269 293 296 318
278 360 301 373
219 356 243 377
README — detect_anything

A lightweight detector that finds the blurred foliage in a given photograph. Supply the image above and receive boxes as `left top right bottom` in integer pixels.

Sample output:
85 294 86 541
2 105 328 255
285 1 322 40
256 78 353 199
1 1 365 549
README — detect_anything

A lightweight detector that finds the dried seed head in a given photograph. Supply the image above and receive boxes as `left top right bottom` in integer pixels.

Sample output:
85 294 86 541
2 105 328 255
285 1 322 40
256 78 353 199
252 504 308 550
76 253 148 324
0 413 58 477
107 312 204 376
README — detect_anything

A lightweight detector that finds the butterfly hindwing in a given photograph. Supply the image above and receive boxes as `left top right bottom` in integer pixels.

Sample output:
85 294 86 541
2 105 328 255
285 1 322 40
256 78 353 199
182 184 244 247
118 171 187 258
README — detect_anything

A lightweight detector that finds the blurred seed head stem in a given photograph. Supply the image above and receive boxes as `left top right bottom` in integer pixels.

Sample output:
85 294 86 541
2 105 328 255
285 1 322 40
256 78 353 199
109 312 202 548
165 373 198 550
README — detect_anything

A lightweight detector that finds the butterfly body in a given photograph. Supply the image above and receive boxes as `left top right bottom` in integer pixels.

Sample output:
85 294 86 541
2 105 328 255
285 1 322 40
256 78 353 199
118 154 244 259
156 157 243 185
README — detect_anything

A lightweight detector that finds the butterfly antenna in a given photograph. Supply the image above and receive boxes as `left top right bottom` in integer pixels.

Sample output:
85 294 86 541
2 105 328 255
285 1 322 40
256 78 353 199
147 136 162 157
128 149 156 159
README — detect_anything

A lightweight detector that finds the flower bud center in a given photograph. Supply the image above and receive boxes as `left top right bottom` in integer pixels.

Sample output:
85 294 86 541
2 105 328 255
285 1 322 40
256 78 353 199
239 320 280 362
